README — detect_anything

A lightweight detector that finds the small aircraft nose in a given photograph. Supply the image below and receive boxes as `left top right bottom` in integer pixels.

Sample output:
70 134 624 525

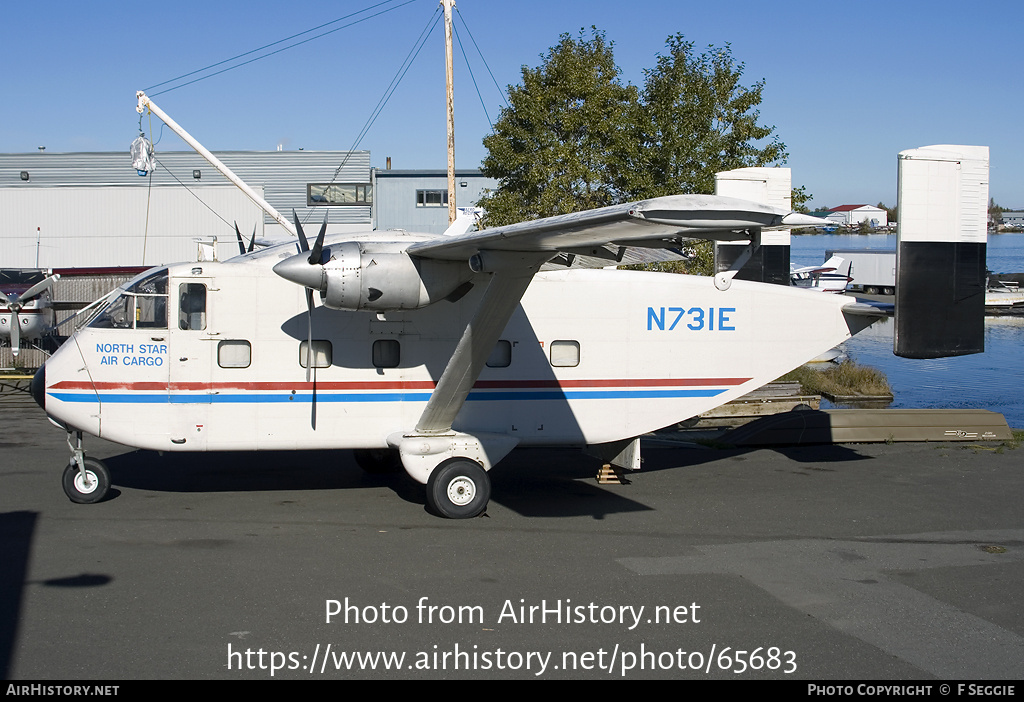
273 254 325 291
31 363 45 411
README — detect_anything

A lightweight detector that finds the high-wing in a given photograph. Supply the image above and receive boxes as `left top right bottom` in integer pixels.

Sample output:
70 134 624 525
407 194 828 261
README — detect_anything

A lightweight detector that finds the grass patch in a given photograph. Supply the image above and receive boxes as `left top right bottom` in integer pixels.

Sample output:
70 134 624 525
779 360 892 398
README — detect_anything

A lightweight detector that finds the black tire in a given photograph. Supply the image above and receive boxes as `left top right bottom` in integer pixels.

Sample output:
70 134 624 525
426 458 490 519
352 448 402 474
62 458 110 504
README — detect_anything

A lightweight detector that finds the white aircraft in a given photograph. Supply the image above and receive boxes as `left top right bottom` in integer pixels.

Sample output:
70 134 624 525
1 269 60 357
790 255 853 293
32 193 897 517
31 99 986 518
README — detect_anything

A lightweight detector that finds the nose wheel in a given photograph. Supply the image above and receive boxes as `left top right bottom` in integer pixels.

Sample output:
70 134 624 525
426 458 490 519
62 458 111 504
62 430 111 504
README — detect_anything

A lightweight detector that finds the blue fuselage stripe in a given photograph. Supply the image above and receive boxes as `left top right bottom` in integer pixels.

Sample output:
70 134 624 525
49 388 727 405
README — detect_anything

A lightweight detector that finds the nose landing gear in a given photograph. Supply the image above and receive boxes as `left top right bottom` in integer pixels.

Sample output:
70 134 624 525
62 430 111 504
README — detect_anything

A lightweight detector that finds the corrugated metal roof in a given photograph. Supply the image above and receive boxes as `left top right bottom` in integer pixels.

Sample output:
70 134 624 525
1 150 369 188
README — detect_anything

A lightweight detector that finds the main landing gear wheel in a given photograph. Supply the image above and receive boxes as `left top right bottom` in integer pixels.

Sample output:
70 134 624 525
62 457 110 504
426 458 491 519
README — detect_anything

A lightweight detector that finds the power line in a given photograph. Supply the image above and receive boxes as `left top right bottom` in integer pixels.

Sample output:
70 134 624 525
146 0 422 96
454 7 510 112
305 6 442 226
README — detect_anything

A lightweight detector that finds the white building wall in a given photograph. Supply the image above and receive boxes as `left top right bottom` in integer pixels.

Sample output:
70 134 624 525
1 150 373 267
0 185 264 268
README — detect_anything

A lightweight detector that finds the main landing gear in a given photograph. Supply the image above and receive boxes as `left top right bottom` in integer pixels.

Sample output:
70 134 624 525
62 430 110 504
426 457 491 519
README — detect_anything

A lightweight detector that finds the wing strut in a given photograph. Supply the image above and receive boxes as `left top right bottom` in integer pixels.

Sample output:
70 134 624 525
415 252 552 434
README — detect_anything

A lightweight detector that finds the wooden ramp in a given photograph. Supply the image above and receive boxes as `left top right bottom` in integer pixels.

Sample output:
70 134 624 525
721 408 1013 446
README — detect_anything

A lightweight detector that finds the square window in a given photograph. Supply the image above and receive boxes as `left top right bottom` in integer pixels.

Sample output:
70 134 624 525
372 339 400 368
486 340 512 368
299 340 333 368
218 340 251 368
549 340 580 367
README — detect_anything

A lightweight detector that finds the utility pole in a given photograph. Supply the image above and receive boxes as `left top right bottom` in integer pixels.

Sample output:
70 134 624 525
442 0 456 225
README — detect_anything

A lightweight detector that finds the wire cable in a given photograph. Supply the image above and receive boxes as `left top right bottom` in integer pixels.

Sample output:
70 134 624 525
452 22 491 128
147 0 421 96
455 8 510 111
302 6 442 226
153 156 237 232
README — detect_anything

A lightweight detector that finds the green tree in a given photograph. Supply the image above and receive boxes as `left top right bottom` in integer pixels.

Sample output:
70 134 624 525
792 186 813 213
478 28 640 226
479 29 788 230
624 34 787 198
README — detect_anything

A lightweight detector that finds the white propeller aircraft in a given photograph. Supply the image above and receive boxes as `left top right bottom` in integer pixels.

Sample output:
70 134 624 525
29 93 987 517
790 255 853 293
28 192 895 518
1 270 60 357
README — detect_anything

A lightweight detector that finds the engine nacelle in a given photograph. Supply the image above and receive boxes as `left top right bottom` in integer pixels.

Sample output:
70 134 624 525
321 242 474 312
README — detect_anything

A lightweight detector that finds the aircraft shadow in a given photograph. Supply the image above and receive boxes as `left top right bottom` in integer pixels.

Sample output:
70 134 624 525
100 447 656 519
636 440 872 473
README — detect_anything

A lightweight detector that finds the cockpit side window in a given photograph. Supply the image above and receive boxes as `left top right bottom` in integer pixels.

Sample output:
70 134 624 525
89 269 168 330
131 270 168 329
178 283 207 331
89 293 133 329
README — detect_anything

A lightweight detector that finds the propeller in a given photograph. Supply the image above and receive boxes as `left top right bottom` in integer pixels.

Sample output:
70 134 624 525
290 210 328 384
1 274 59 357
234 223 259 255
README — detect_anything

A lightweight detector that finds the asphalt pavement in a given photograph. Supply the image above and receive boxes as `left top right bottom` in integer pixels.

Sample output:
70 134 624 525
2 403 1022 680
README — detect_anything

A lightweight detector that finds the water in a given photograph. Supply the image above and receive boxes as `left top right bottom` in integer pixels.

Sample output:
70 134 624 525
789 232 1024 428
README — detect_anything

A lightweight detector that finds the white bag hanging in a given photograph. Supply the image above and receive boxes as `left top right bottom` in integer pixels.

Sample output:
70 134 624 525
130 135 156 176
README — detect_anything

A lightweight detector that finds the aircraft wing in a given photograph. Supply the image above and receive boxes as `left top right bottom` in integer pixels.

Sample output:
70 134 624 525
406 194 827 261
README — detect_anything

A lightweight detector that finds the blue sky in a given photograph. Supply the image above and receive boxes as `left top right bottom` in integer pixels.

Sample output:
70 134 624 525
3 0 1021 209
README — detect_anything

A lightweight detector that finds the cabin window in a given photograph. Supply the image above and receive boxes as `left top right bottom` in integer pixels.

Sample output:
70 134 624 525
549 340 580 367
178 283 207 331
299 340 332 369
486 340 512 368
372 339 400 368
416 189 448 207
308 183 372 206
218 340 251 369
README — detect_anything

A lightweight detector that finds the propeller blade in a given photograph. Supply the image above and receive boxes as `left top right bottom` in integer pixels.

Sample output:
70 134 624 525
305 288 314 383
248 224 257 253
308 216 327 265
9 310 20 357
20 275 58 302
306 287 317 428
234 222 246 256
0 290 11 306
292 209 309 254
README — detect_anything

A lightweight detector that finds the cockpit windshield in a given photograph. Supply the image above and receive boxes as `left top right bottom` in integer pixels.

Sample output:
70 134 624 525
90 268 169 329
